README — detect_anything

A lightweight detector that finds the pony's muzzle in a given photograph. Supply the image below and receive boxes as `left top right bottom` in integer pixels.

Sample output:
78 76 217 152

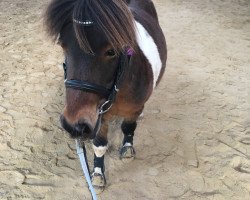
60 115 95 140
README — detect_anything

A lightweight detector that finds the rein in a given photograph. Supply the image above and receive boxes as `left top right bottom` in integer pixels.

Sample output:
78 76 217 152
63 48 132 199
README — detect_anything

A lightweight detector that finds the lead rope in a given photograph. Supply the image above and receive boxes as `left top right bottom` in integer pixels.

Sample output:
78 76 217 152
75 139 98 200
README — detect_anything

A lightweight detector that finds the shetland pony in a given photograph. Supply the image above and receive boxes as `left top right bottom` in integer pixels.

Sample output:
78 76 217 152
45 0 167 192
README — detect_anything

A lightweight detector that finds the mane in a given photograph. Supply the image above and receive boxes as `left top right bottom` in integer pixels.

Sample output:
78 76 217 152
44 0 136 53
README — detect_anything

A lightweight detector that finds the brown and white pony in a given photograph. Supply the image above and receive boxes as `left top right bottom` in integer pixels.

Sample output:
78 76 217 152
45 0 167 192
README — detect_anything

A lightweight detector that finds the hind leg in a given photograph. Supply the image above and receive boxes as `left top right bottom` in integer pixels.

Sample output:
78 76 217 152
120 108 143 161
120 120 137 161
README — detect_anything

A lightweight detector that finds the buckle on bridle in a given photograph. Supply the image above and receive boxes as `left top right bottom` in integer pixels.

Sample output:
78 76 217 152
99 100 113 115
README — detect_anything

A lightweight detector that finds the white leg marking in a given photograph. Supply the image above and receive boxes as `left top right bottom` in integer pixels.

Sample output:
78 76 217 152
93 145 107 157
93 167 103 175
55 33 60 44
139 112 144 118
135 21 162 88
123 142 132 147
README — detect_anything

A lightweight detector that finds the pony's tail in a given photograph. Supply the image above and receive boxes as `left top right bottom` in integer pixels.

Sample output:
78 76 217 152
73 0 136 53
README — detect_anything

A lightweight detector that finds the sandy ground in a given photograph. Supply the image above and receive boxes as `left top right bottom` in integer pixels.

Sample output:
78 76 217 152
0 0 249 199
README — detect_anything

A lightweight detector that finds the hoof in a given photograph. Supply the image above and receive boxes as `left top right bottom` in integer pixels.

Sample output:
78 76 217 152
91 172 106 194
120 144 136 162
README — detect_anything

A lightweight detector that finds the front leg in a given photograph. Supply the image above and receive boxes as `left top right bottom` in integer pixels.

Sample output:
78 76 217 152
91 122 108 193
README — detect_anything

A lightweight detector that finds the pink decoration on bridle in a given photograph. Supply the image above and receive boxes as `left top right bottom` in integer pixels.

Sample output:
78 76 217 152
127 48 134 56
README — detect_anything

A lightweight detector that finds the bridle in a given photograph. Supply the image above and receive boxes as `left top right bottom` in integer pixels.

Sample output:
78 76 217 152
63 54 131 199
63 48 132 133
64 19 133 200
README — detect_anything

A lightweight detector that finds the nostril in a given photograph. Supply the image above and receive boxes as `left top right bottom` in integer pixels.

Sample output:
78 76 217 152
75 122 93 135
75 123 86 133
60 115 95 139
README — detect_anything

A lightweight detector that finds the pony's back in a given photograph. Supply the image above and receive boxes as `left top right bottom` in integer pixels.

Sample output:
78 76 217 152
129 0 158 21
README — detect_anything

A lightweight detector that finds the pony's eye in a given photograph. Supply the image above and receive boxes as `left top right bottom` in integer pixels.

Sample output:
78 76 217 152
105 49 116 57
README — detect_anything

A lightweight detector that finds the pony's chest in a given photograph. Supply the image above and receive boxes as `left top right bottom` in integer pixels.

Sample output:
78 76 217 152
135 21 162 88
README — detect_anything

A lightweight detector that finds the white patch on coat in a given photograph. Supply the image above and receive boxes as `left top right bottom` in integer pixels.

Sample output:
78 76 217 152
135 21 162 88
93 145 107 157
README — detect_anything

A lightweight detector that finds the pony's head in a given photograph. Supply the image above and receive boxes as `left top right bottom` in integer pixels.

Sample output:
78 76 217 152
44 0 136 139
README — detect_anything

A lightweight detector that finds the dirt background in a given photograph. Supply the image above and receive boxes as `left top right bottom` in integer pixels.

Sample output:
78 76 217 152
0 0 249 199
